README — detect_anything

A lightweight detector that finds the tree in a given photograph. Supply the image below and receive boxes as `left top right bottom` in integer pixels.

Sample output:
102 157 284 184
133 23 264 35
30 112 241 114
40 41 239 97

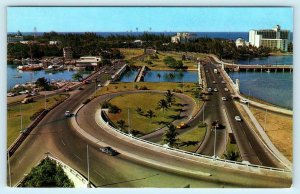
164 90 175 106
223 150 240 161
72 72 83 81
136 107 144 115
116 119 127 131
157 99 169 113
163 124 178 148
36 77 51 91
146 109 155 119
19 158 74 187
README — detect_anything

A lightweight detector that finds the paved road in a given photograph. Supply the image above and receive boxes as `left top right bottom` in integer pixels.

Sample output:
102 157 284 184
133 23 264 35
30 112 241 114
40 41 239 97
201 62 282 168
8 62 290 187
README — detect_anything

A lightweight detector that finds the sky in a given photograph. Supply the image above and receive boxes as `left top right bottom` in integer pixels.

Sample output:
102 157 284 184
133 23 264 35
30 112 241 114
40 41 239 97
7 7 293 32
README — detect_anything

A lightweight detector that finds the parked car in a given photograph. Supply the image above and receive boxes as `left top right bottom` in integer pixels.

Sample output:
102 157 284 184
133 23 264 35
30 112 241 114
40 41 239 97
65 111 71 117
221 97 227 101
97 83 102 87
224 88 229 92
213 88 218 92
7 92 16 97
207 87 212 92
212 81 216 84
235 116 242 122
99 147 119 156
221 80 226 84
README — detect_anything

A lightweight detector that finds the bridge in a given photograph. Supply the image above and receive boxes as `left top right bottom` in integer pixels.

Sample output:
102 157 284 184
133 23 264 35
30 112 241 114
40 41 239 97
223 63 293 72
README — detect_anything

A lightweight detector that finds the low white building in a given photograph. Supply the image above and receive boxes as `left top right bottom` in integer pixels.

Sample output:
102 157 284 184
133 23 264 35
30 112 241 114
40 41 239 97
76 56 101 69
49 41 62 45
235 38 249 47
171 32 197 44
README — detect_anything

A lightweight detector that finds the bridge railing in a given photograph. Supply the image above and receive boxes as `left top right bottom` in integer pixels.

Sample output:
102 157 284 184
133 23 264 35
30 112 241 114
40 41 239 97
99 110 290 173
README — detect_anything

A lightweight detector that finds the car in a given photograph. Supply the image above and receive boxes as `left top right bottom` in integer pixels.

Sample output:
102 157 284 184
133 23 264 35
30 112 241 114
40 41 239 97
206 70 208 73
213 88 218 92
221 81 226 84
224 88 229 92
240 99 249 104
207 87 212 92
99 146 119 156
212 81 216 84
64 111 71 117
176 122 187 129
221 97 227 101
21 97 33 104
235 116 242 122
97 83 102 87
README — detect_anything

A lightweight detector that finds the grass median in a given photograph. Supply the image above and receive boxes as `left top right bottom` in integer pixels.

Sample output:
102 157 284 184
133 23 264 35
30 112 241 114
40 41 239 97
107 93 183 135
7 94 69 148
177 126 206 152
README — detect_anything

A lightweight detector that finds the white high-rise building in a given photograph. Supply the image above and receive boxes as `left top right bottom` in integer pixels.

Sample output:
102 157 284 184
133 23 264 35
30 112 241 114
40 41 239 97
249 25 291 52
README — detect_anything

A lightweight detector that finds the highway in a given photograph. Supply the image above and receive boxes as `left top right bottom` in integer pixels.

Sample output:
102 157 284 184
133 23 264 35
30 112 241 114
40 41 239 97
201 62 282 168
8 62 290 187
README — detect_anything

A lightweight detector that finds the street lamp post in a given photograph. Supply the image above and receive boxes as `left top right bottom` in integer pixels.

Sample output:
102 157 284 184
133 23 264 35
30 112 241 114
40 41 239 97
20 103 23 132
87 144 90 187
128 109 131 135
44 94 47 110
264 109 268 131
213 125 217 160
7 152 11 187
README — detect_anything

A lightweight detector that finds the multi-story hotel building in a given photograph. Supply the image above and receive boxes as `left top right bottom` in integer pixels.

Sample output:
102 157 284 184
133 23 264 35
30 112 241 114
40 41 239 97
249 25 291 52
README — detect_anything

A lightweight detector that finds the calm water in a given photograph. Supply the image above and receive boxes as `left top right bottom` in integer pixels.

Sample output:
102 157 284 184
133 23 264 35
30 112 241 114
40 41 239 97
228 71 293 110
119 70 198 83
119 70 138 82
144 71 198 82
236 55 293 65
7 65 86 91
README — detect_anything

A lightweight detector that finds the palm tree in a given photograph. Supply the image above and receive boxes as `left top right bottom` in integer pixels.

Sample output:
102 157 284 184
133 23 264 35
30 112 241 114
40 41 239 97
116 120 127 131
146 109 155 119
223 150 240 161
164 90 175 106
136 107 144 115
163 124 178 148
157 99 169 113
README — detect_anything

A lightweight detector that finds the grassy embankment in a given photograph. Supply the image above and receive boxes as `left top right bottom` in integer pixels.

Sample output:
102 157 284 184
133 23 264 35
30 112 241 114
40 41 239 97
7 94 68 148
120 48 208 70
107 93 183 135
250 106 293 161
176 126 207 152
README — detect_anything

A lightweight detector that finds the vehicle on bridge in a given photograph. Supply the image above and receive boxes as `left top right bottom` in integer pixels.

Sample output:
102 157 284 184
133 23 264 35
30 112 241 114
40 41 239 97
235 116 242 122
240 99 249 104
64 111 71 117
99 146 119 156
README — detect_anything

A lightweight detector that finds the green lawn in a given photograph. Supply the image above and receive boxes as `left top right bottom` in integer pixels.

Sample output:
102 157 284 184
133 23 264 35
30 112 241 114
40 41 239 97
97 82 203 110
177 126 207 152
107 93 183 135
119 48 144 60
7 94 68 148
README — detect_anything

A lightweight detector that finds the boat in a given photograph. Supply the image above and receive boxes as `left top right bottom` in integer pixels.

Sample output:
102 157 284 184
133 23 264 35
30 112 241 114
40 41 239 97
18 63 43 71
266 69 271 73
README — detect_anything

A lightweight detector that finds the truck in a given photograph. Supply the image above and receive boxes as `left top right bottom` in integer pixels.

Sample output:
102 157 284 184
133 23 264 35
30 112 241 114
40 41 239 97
214 68 218 73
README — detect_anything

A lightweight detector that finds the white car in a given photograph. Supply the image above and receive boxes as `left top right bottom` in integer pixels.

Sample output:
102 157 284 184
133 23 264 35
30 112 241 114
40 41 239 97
213 88 218 92
224 88 229 92
221 80 226 84
212 81 216 84
221 97 227 101
240 99 249 104
235 116 242 122
65 111 71 117
207 87 212 92
98 83 102 87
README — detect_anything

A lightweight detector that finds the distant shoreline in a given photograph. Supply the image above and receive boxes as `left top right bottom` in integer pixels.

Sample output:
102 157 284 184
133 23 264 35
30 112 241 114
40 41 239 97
269 52 293 56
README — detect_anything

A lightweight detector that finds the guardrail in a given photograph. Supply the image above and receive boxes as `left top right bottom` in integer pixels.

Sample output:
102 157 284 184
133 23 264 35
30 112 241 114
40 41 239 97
99 110 290 173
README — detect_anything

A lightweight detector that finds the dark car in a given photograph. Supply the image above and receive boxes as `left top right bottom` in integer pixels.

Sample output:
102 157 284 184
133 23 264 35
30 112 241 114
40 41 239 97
99 147 119 156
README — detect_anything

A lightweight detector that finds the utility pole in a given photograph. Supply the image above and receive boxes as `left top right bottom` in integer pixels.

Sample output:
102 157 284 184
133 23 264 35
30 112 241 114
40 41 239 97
20 103 23 132
128 109 131 135
264 109 268 131
213 125 217 160
7 152 11 187
87 144 90 187
44 94 47 110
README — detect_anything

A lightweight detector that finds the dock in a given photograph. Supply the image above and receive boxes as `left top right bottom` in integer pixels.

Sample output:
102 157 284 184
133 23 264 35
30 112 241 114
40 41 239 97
224 63 293 72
